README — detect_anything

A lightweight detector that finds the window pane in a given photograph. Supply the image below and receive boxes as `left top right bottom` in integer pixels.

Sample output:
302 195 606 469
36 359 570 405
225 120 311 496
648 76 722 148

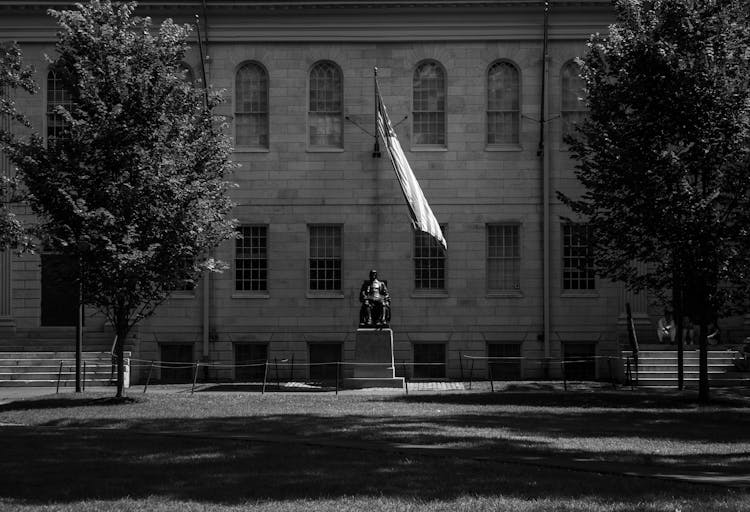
309 61 343 147
487 62 519 145
235 63 269 148
309 225 342 291
236 225 268 291
413 61 446 146
561 61 586 141
414 228 446 290
562 223 595 290
47 69 72 143
487 224 520 291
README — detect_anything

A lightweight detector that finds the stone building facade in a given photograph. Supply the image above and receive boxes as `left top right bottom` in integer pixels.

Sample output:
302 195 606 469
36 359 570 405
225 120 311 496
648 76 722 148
3 0 719 384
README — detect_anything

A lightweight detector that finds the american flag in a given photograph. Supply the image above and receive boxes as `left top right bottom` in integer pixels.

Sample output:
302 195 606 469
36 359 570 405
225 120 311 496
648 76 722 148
375 79 447 250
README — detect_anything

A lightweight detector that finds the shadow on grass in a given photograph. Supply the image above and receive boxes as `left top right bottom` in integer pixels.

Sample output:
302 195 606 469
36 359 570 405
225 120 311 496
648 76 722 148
0 420 745 507
0 396 139 412
1 389 750 506
391 389 750 409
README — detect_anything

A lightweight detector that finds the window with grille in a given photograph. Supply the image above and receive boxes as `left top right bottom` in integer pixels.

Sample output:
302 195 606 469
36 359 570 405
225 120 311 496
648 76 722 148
412 61 446 146
413 343 446 379
235 62 269 148
172 255 197 292
180 62 195 84
561 61 587 142
309 225 341 291
234 344 268 381
47 68 72 143
487 224 520 291
487 61 520 145
562 223 595 290
414 227 446 290
236 225 268 292
308 61 342 148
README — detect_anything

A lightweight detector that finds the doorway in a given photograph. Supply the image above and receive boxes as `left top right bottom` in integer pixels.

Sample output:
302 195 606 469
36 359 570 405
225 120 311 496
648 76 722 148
40 254 78 327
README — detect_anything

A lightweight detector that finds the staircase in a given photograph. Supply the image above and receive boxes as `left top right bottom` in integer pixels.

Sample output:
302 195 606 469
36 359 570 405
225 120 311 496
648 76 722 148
622 348 750 387
0 351 131 387
0 328 134 387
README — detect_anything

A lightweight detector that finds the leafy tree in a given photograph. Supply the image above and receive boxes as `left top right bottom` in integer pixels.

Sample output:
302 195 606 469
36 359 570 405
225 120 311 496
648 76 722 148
5 0 237 397
0 42 36 250
560 0 750 403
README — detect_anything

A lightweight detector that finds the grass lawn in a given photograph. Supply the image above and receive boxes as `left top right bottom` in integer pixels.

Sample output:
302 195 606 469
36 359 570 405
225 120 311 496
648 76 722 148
0 383 749 511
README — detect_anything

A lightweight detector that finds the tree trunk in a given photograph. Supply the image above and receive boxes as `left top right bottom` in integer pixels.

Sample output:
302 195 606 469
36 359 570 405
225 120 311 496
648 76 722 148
698 320 710 404
115 323 127 398
672 277 684 391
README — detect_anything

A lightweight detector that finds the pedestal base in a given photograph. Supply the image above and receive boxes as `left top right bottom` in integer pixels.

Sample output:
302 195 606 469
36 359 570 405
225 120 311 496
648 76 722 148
344 328 404 389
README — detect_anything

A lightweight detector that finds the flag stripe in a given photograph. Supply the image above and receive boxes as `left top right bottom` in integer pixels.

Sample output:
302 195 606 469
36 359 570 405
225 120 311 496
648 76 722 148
376 83 447 250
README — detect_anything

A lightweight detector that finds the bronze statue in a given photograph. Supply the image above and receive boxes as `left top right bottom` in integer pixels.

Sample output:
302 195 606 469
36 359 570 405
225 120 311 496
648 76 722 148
359 269 390 327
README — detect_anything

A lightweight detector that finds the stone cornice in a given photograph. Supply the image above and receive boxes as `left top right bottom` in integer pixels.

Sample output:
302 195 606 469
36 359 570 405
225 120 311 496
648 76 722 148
0 0 612 11
0 0 613 43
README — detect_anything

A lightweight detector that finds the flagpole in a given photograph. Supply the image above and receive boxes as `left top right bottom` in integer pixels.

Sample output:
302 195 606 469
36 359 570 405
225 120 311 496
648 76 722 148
373 67 381 158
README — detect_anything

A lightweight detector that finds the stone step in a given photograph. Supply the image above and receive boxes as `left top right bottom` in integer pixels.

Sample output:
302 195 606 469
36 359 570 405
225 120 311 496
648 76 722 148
636 377 750 387
0 379 116 387
0 351 129 359
0 369 113 380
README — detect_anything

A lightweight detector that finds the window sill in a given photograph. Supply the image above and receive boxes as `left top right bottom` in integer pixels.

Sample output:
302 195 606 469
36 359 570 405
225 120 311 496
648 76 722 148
306 292 345 299
410 146 448 152
487 290 524 298
234 147 270 153
411 290 449 298
561 291 599 298
306 147 344 153
169 291 196 299
232 292 270 299
485 144 523 152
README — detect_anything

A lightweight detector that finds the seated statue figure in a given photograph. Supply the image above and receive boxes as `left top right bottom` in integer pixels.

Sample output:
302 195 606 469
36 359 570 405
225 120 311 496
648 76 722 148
359 269 390 327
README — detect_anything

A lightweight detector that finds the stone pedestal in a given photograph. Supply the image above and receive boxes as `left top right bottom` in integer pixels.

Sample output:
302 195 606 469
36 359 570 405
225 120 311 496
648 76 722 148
344 328 404 389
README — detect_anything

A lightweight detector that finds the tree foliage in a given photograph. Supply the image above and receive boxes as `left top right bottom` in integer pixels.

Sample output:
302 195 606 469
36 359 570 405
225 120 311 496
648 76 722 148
560 0 750 401
5 0 238 396
0 42 36 250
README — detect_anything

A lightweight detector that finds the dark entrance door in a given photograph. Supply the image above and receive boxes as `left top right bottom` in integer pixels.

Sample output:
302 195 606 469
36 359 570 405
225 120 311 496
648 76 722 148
40 254 78 327
234 343 268 381
487 343 522 380
563 343 596 381
160 344 194 383
308 343 341 382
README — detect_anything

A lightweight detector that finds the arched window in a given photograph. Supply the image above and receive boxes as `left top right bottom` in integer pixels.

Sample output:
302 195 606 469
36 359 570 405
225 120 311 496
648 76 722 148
412 61 446 146
561 61 587 142
47 68 72 143
308 61 343 148
235 62 269 148
487 61 520 145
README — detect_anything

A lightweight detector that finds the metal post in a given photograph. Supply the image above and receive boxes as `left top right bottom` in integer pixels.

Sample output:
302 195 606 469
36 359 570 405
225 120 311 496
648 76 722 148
562 360 567 391
191 362 200 395
468 358 474 390
290 354 295 381
261 360 268 394
459 352 464 380
56 360 63 394
75 275 83 393
83 361 87 392
274 357 280 388
143 361 154 393
488 359 495 393
335 361 340 396
608 357 615 389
